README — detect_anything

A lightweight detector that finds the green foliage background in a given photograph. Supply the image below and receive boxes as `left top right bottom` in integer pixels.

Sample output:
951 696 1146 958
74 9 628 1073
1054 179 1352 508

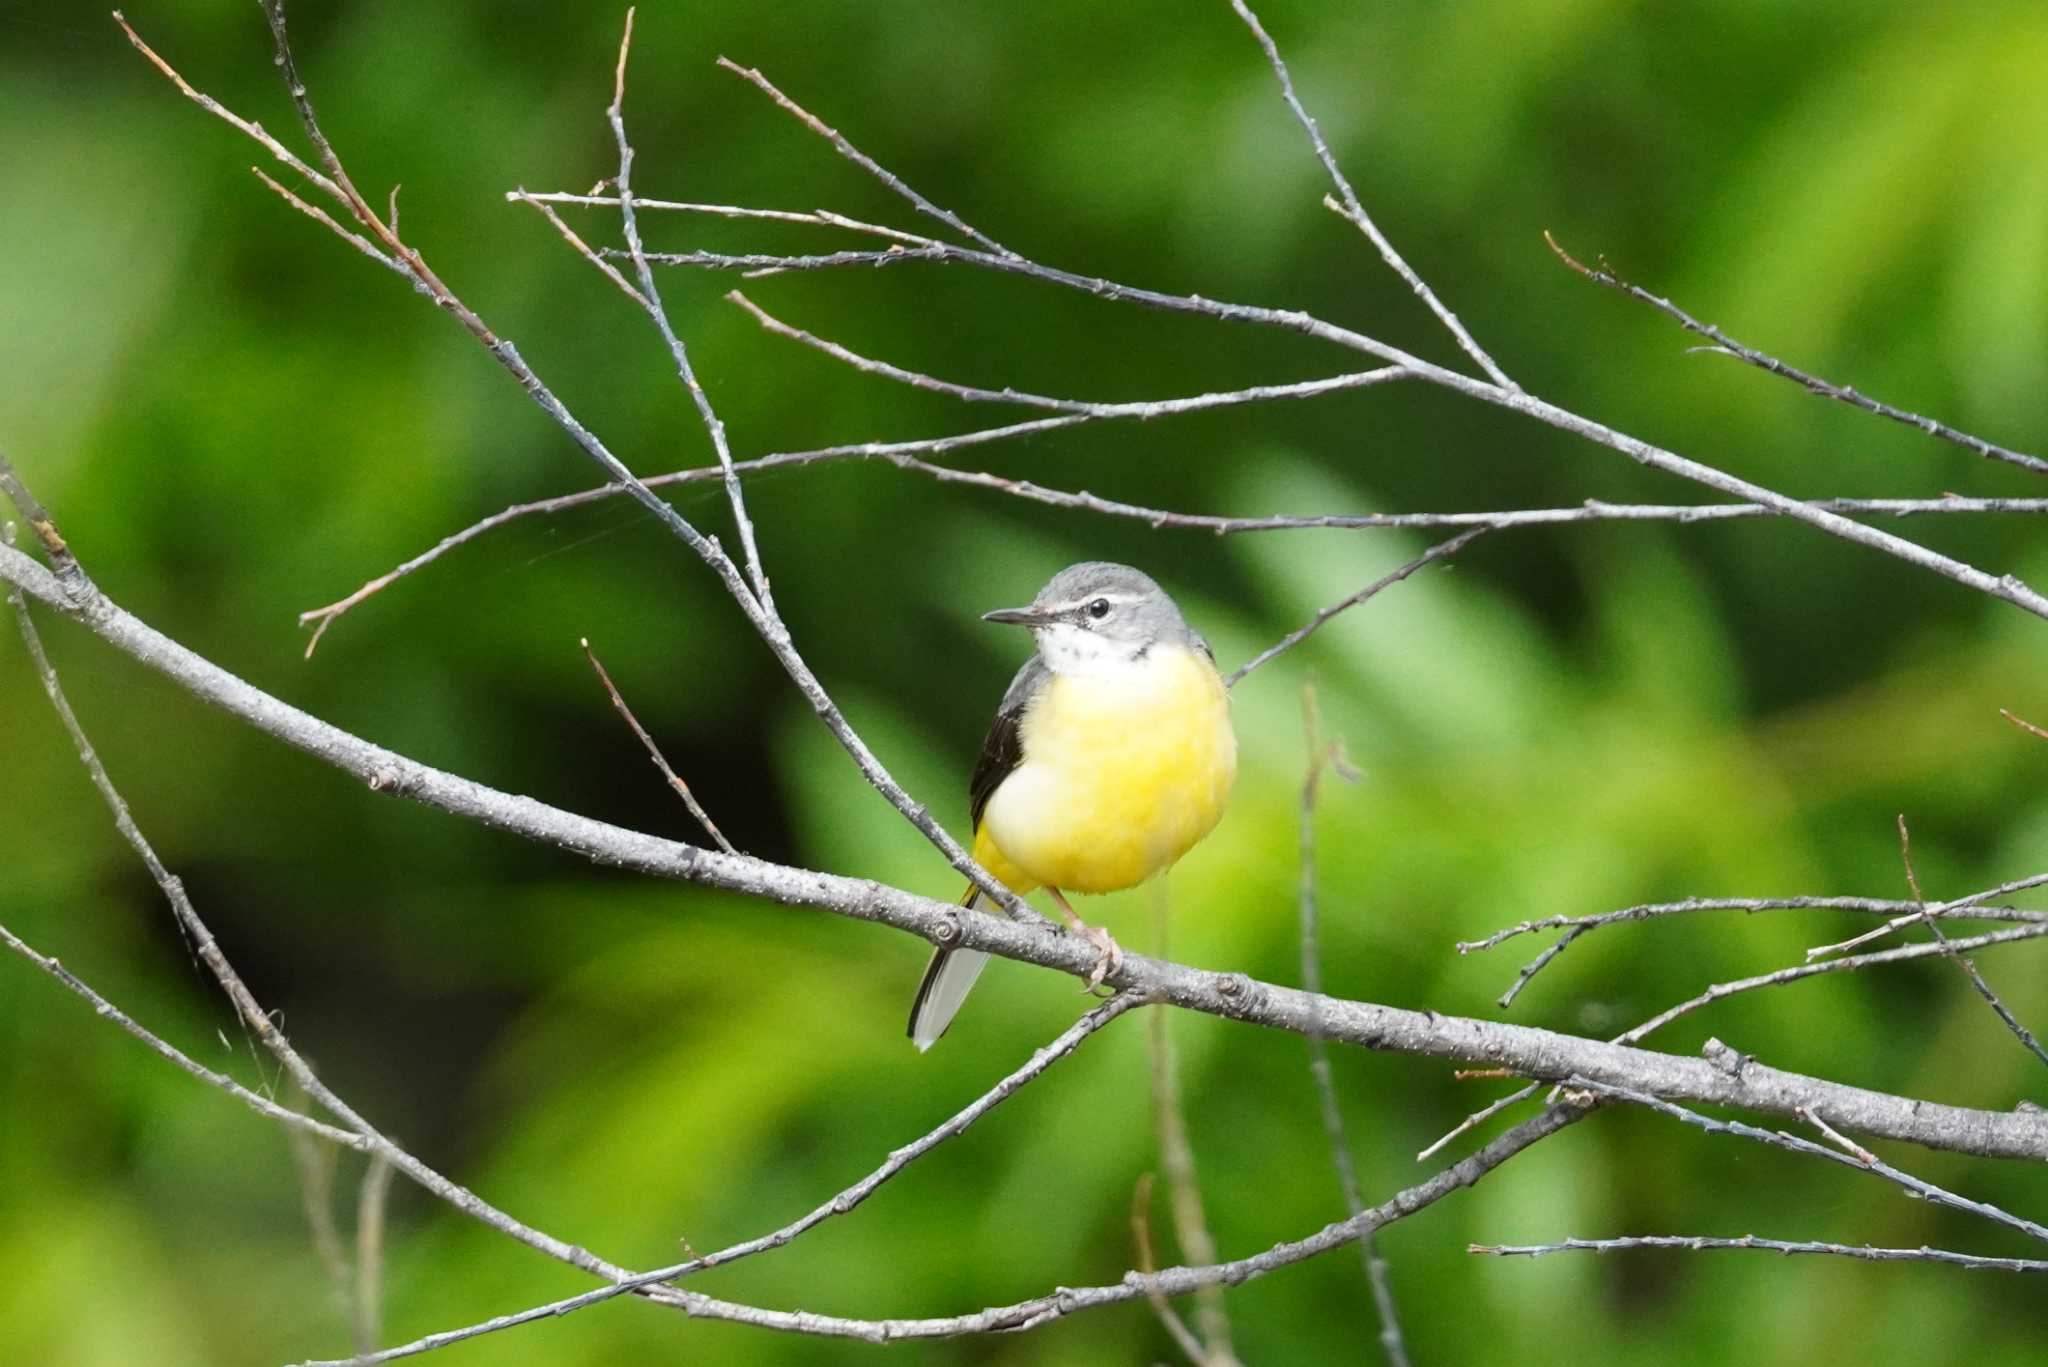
4 2 2048 1362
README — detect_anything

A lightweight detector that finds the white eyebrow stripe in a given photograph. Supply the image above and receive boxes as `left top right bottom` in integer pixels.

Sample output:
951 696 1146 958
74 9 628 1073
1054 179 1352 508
1052 591 1141 611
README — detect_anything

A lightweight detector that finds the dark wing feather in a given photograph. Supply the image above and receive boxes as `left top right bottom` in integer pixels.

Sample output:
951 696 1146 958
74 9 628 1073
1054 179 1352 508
968 654 1046 831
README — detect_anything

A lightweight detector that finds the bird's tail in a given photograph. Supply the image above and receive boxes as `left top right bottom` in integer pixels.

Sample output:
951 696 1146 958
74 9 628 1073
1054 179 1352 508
907 885 993 1052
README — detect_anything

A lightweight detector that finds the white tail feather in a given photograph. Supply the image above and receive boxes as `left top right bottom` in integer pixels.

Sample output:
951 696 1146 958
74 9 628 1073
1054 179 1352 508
908 893 994 1051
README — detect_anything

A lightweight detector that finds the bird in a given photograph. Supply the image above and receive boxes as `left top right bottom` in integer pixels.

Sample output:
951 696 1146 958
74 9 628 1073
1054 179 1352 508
908 562 1238 1050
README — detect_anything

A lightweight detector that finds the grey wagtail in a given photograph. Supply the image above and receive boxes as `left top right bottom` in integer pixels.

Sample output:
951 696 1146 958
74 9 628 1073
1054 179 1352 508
908 562 1237 1050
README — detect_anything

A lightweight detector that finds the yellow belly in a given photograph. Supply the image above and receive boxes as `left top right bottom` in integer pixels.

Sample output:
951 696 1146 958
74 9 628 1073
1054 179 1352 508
978 645 1236 895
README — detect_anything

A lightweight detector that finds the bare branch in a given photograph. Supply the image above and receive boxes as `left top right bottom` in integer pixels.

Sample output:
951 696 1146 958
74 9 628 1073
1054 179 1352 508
302 459 2048 653
506 191 649 308
1579 1072 2048 1246
111 10 345 207
1225 529 1489 687
515 190 930 241
716 57 1015 257
1131 1175 1212 1367
1299 685 1408 1366
1804 872 2048 961
582 638 736 854
727 287 1413 413
1544 231 2048 478
1617 922 2048 1046
636 200 2048 627
9 543 2047 1164
0 903 363 1153
1471 1235 2048 1272
250 167 403 276
121 10 1038 920
1147 906 1241 1365
608 10 775 614
300 994 1144 1362
1464 885 2048 1009
2002 708 2048 742
1227 0 1516 390
1897 816 2048 1070
355 1156 396 1356
298 1101 1593 1360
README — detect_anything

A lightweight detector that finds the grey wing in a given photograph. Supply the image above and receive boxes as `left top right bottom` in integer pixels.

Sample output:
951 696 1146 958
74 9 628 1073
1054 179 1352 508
968 653 1046 831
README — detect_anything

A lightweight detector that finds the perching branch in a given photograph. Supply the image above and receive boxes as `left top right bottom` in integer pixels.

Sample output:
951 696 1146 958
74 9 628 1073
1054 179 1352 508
5 537 2044 1166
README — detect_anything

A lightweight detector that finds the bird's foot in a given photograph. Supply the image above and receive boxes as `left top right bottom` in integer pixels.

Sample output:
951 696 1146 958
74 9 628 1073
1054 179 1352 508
1047 888 1123 990
1075 922 1124 992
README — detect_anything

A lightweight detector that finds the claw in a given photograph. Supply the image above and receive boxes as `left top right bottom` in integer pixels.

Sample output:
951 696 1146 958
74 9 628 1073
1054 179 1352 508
1078 922 1124 991
1045 886 1124 991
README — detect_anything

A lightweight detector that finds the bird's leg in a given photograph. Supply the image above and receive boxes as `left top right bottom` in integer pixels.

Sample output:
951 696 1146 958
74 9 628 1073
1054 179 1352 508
1047 887 1124 991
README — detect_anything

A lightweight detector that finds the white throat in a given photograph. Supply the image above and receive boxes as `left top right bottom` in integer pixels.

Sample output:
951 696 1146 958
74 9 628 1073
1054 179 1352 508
1035 622 1151 679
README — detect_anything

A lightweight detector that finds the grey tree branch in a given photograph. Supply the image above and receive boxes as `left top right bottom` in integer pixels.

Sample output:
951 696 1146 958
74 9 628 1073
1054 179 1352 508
1462 884 2048 1009
1298 686 1409 1367
1898 816 2048 1070
298 1101 1590 1360
1226 0 1517 391
1146 907 1242 1366
303 456 2048 652
4 540 2044 1166
629 177 2048 627
1576 1074 2048 1246
1225 528 1489 687
121 9 1039 927
1470 1235 2048 1272
1543 231 2048 478
332 993 1146 1365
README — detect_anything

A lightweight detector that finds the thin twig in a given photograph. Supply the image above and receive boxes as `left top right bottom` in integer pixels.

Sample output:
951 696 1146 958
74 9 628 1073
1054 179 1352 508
633 207 2048 627
1576 1074 2048 1246
1461 893 2048 957
1228 0 1516 390
608 10 775 614
506 191 648 308
1618 922 2048 1045
1148 884 1240 1366
307 995 1145 1363
0 908 363 1152
2002 709 2048 742
250 167 404 275
1804 872 2048 961
606 244 948 275
1478 891 2048 1010
1225 528 1489 687
1417 1083 1542 1163
3 468 644 1295
1299 685 1407 1366
581 638 737 853
1897 816 2048 1069
1131 1174 1212 1367
303 1098 1593 1361
302 459 2048 653
111 10 346 207
1471 1235 2048 1272
715 57 1014 257
728 287 1412 413
355 1155 396 1356
285 1081 356 1329
519 191 933 247
1544 231 2048 478
124 8 1035 921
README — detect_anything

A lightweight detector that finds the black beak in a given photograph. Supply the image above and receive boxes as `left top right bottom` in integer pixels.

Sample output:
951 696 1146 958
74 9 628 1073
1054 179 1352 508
982 605 1051 627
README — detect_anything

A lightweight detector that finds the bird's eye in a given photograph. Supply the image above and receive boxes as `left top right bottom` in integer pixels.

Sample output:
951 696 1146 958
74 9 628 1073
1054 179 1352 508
1087 598 1112 620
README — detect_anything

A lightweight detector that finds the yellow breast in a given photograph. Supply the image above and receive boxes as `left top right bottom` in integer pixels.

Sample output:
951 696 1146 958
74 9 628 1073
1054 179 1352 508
978 645 1236 895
